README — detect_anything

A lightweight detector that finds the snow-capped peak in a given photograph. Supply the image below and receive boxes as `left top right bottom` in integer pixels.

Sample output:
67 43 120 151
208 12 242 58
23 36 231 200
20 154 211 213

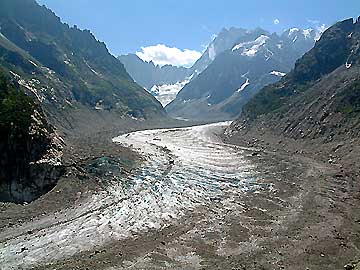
302 28 314 39
232 35 270 57
288 28 300 36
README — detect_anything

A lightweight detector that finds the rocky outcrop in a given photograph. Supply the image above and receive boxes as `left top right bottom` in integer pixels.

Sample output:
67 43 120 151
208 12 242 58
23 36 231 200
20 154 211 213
0 72 64 203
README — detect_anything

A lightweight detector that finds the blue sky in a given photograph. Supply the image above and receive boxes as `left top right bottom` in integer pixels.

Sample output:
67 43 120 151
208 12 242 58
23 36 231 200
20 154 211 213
36 0 360 66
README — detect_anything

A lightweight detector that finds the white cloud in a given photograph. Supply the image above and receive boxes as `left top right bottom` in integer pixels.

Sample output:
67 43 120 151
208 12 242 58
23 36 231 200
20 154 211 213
136 44 202 67
273 19 280 25
308 19 320 25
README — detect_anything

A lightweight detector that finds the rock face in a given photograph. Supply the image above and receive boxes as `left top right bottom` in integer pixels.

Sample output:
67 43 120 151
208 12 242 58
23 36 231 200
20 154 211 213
166 27 317 121
229 18 360 141
118 54 192 90
0 71 64 203
0 0 164 119
119 54 193 106
191 27 251 74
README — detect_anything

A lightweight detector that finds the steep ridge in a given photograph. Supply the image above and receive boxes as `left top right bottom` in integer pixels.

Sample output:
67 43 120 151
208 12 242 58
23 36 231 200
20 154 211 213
191 27 250 74
118 54 191 90
166 27 317 121
231 18 360 141
0 0 165 202
0 0 164 122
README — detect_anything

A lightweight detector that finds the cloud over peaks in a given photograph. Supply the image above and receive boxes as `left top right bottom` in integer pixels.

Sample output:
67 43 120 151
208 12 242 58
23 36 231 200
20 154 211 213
136 44 201 67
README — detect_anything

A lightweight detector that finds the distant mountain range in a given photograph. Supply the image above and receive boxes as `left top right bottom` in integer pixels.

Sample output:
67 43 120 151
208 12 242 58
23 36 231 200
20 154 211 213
120 25 321 120
231 17 360 140
166 27 319 121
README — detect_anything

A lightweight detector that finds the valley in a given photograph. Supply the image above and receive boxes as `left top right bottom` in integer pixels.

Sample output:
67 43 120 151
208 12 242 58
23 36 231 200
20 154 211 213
0 0 359 269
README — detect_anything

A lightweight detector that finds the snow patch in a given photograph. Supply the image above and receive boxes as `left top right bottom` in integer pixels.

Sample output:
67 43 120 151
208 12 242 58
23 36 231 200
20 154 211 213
208 44 216 61
28 60 38 67
150 80 189 106
95 100 105 110
270 71 286 77
288 28 299 36
84 60 100 76
303 28 313 39
237 78 250 92
232 35 270 57
9 71 21 80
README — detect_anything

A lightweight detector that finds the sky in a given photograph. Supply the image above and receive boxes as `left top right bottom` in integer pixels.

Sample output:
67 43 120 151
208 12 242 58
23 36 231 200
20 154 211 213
36 0 360 67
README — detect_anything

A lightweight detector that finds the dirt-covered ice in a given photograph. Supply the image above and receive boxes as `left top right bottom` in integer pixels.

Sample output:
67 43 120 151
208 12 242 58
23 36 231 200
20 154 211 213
0 122 263 269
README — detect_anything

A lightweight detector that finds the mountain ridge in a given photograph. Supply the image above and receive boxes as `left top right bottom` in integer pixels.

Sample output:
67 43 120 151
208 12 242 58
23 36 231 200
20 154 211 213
228 17 360 143
166 26 318 121
0 0 164 121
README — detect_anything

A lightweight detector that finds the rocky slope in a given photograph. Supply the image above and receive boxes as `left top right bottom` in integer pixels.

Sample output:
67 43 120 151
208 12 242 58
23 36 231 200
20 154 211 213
230 18 360 141
0 70 64 203
166 27 318 121
226 18 360 175
0 0 165 202
222 19 360 269
0 0 164 121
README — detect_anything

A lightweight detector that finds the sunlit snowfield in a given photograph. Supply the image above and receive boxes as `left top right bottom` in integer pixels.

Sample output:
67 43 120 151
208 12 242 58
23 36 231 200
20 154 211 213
0 122 266 269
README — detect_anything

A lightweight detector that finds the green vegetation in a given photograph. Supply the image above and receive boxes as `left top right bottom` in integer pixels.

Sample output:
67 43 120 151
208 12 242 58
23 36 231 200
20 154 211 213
336 79 360 115
0 71 35 139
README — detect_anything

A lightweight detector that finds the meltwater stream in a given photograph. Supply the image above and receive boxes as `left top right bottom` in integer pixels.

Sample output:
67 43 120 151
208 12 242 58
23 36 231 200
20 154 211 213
0 122 262 269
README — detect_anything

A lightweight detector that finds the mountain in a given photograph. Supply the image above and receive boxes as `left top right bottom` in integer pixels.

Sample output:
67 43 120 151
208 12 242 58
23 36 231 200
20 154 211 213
0 0 163 121
166 27 317 121
191 27 250 74
119 54 192 106
118 54 191 90
0 0 164 202
228 18 360 142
